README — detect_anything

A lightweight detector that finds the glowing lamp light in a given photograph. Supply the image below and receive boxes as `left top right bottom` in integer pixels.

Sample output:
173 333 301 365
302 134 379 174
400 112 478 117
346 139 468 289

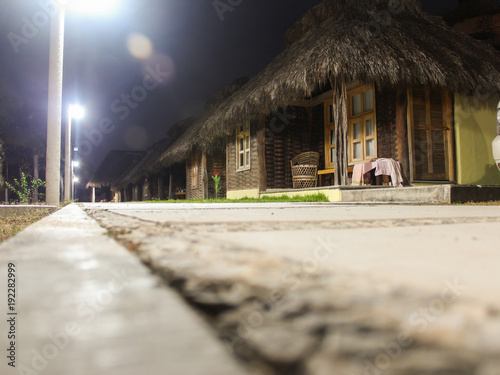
73 176 79 183
69 104 85 120
67 0 119 14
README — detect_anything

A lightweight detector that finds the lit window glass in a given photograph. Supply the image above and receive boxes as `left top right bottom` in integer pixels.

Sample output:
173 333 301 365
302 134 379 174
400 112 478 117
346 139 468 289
353 122 362 139
366 139 375 157
363 89 374 112
365 119 374 137
352 94 362 116
330 148 336 164
354 142 362 159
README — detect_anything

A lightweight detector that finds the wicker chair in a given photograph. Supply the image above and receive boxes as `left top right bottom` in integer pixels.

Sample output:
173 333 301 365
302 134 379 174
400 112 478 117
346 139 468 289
291 151 320 189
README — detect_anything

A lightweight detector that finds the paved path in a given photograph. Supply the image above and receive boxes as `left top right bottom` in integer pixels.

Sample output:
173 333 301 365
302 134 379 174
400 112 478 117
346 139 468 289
0 204 250 375
2 202 500 375
82 202 500 375
85 202 500 306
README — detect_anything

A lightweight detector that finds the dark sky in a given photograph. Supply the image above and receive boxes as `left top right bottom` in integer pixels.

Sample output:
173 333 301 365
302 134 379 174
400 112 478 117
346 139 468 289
0 0 461 171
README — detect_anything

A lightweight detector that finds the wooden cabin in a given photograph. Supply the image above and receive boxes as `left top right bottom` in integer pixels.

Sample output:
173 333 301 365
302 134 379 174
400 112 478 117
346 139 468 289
194 0 500 200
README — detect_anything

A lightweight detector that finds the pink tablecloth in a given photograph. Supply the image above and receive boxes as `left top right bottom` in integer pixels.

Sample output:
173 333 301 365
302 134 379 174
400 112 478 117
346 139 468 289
351 158 404 188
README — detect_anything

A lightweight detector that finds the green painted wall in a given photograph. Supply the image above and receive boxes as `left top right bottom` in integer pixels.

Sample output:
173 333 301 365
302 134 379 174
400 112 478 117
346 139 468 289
455 94 500 185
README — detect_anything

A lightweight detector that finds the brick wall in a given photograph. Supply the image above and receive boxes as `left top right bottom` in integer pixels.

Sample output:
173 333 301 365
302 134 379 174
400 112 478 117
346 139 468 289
207 153 227 198
227 121 261 192
186 151 204 200
265 105 323 189
226 90 400 191
375 87 398 161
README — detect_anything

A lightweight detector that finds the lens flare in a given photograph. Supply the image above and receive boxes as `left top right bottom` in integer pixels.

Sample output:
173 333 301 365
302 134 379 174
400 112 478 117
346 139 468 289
127 33 154 60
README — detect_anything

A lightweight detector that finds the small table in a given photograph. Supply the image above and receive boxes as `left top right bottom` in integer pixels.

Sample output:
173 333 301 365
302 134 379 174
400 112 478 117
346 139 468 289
318 167 354 186
351 159 403 187
174 191 186 200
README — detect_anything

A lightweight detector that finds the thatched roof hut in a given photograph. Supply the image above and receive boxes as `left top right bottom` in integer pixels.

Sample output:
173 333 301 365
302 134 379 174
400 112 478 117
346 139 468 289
157 77 249 166
114 117 196 188
197 0 500 183
86 150 145 189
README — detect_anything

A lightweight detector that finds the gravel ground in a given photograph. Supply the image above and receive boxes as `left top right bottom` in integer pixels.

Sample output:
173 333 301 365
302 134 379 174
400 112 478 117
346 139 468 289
0 209 53 242
86 207 500 375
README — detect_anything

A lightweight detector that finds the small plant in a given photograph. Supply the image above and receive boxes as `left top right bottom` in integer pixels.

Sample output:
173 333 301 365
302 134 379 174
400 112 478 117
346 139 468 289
212 170 222 198
5 172 46 204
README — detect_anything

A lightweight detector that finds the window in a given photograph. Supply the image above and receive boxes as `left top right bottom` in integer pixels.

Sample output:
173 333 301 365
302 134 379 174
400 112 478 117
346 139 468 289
191 151 199 189
324 101 336 169
348 86 377 163
236 120 251 170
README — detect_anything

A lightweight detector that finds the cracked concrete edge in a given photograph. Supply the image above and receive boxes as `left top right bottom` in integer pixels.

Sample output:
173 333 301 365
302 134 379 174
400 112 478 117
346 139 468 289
85 208 500 375
0 204 252 375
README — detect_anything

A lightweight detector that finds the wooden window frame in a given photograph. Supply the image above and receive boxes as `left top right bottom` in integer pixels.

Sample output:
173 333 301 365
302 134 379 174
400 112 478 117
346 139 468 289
347 85 377 163
236 120 251 172
407 87 454 182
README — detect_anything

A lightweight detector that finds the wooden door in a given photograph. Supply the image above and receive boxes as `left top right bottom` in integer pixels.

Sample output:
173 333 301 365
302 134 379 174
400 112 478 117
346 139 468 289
409 87 454 181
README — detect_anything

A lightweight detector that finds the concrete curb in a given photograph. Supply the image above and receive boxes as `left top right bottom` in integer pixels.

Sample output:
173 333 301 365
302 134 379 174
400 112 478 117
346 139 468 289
0 205 58 219
0 204 250 375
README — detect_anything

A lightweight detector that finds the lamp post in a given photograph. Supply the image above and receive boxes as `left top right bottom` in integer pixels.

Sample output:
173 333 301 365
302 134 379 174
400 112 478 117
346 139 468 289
45 1 118 206
45 5 65 206
64 105 84 201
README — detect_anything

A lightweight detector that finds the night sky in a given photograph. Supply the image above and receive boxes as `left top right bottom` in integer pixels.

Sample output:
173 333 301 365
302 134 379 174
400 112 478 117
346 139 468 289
0 0 461 171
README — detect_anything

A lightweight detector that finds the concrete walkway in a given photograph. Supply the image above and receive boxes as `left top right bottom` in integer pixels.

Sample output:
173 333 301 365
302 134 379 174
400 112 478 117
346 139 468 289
82 202 500 374
2 202 500 375
0 205 250 375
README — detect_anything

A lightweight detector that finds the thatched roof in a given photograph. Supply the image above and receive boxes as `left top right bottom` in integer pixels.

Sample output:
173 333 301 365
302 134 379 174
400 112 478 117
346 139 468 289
86 150 145 189
197 0 500 145
113 117 196 188
158 77 249 165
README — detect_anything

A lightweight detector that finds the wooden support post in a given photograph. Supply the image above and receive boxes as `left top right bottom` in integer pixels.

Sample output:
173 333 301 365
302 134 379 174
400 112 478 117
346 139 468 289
257 116 267 192
396 88 410 182
91 187 96 203
443 92 455 182
407 89 415 182
158 174 163 200
168 171 173 200
332 77 348 186
202 152 208 199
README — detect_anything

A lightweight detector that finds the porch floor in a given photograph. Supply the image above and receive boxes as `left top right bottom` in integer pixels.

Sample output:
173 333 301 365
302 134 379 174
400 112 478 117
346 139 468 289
260 185 500 204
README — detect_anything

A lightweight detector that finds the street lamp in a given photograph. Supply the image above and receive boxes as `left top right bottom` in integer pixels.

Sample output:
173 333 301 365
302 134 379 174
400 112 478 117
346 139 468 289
64 104 84 201
45 1 118 206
